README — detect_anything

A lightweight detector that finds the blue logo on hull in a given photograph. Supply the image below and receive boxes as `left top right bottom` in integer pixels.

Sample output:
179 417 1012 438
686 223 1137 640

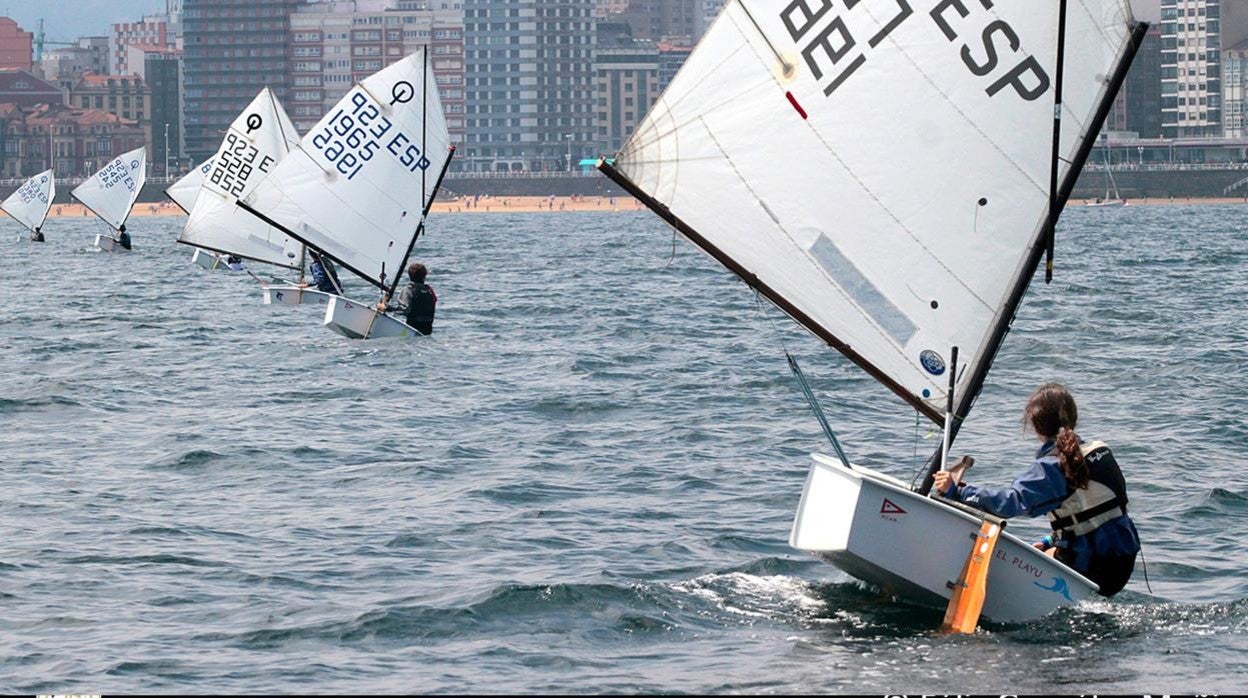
1034 576 1074 601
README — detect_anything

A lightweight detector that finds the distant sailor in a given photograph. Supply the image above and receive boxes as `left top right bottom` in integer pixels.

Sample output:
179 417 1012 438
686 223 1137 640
30 227 44 242
117 225 132 250
379 261 437 335
303 250 341 294
226 254 245 271
933 383 1140 597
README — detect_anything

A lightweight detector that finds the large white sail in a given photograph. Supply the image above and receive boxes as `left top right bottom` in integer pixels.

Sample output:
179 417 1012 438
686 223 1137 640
72 147 146 230
178 89 302 269
608 0 1138 421
241 49 451 290
2 169 55 233
166 158 214 214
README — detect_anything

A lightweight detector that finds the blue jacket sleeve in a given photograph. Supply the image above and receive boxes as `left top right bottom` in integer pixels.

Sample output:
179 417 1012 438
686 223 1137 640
949 458 1069 519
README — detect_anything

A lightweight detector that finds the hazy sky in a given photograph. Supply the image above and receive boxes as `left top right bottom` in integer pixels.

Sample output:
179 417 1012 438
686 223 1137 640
3 0 168 43
3 0 1162 44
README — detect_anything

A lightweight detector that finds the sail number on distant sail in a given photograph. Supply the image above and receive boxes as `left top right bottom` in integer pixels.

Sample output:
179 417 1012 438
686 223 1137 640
207 132 276 197
782 0 1049 101
96 157 140 191
309 90 432 181
15 176 50 205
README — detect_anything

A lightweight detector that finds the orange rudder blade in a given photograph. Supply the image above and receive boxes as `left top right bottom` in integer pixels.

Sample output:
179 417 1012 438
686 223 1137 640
940 519 1003 635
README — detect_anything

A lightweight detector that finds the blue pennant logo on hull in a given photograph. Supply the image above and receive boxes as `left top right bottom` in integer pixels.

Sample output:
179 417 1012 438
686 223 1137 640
920 349 946 376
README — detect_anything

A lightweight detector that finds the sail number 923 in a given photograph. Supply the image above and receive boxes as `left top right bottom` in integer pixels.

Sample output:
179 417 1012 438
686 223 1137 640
311 91 433 181
782 0 1050 101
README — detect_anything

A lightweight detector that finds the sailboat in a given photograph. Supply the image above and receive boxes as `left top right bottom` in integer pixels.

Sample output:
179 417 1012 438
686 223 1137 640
238 48 454 339
72 146 146 251
174 88 306 284
165 158 226 269
2 169 54 242
1086 147 1127 207
598 1 1147 622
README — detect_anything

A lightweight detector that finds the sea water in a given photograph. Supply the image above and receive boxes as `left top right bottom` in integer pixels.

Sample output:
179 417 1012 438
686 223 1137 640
0 207 1245 692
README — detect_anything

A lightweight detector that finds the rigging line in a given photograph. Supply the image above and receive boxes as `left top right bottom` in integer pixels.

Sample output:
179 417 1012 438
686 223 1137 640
734 0 792 74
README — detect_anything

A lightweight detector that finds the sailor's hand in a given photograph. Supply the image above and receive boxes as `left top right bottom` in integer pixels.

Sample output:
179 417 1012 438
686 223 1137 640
933 471 958 498
376 301 387 311
298 282 309 289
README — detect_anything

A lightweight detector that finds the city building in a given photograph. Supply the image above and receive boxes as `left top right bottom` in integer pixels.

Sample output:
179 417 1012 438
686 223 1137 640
0 102 146 178
182 0 303 162
594 40 659 154
657 35 692 92
598 1 700 41
39 37 110 91
111 16 173 75
464 0 596 172
1124 23 1164 139
1160 0 1224 137
0 17 33 71
0 70 64 108
128 46 184 174
288 0 465 142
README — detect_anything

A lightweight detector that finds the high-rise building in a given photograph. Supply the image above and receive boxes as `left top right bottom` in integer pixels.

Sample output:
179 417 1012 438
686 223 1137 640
182 0 302 162
594 40 659 155
598 1 700 41
1126 24 1164 139
1160 0 1223 136
288 0 464 141
464 0 596 173
0 17 33 71
111 16 173 75
131 47 184 174
657 35 692 92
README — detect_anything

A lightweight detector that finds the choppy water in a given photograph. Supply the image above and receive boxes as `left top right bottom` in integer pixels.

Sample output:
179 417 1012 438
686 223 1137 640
1 206 1246 693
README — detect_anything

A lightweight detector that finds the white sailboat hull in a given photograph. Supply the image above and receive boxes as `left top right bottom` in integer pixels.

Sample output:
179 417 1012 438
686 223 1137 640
1084 200 1127 208
191 248 222 270
262 285 334 307
789 453 1099 623
94 234 117 252
323 295 420 339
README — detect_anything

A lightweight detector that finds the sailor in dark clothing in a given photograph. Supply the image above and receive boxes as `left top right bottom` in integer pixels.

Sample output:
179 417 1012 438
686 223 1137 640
30 227 44 242
380 261 437 335
116 225 132 250
303 250 341 294
226 254 245 271
934 383 1140 597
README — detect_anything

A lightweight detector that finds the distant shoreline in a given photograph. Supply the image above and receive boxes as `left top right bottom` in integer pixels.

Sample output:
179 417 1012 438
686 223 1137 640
4 194 1246 221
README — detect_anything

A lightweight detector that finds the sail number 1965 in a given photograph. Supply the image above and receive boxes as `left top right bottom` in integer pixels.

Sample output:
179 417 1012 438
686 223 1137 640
781 0 1050 102
310 91 432 181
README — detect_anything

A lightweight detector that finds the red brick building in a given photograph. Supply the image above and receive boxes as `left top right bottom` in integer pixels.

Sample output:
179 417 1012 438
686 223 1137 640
0 18 32 71
0 102 147 178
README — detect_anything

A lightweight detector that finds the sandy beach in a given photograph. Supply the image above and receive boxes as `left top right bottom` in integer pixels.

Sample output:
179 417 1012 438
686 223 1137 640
19 195 646 220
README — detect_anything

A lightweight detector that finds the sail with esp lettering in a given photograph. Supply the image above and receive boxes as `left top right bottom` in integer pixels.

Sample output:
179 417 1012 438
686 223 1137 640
601 0 1141 423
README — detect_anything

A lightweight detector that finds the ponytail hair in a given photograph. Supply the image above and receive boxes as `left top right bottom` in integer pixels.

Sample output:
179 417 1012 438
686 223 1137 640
1055 426 1089 489
1025 383 1089 488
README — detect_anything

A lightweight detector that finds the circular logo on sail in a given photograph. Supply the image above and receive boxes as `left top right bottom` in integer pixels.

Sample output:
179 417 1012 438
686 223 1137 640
390 81 415 106
919 350 946 376
130 160 139 169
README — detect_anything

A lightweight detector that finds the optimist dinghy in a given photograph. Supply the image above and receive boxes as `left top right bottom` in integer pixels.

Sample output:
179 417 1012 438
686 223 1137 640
599 0 1147 623
175 88 306 287
238 48 453 339
1 169 55 242
72 147 146 251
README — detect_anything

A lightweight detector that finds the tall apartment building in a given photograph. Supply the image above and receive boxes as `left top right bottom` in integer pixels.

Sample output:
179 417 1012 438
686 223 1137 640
1125 23 1165 139
130 47 184 174
1160 0 1223 136
0 17 33 71
594 41 659 155
288 0 465 143
598 1 700 41
182 0 302 162
464 0 596 173
111 16 173 75
657 35 692 92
